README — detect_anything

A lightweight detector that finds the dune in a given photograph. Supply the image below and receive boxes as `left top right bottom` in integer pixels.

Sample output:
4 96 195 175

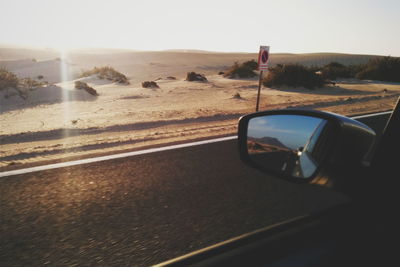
0 82 99 113
0 46 59 61
0 59 75 83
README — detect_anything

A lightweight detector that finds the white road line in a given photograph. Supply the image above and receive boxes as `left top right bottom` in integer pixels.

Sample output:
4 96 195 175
0 111 392 178
0 136 237 178
351 111 392 119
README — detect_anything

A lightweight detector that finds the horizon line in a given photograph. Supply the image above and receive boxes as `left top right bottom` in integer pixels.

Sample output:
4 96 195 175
0 43 395 57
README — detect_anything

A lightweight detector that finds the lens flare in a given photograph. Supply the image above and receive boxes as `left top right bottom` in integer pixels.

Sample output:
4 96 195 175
60 49 72 141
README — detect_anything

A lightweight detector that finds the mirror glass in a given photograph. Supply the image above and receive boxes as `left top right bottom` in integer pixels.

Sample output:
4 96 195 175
247 115 329 179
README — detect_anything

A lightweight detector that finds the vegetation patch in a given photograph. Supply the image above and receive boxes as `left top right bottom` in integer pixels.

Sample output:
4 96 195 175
263 64 325 89
224 60 258 78
186 72 207 82
233 92 242 99
320 62 363 80
0 68 19 91
81 66 130 84
142 81 159 88
1 68 46 99
320 62 351 80
19 78 43 89
355 56 400 82
263 57 400 89
318 57 400 82
75 81 98 96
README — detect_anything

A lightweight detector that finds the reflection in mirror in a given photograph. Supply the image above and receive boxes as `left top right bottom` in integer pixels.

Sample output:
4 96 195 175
247 115 329 179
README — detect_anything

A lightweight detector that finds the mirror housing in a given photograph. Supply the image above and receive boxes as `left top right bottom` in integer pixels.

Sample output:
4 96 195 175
238 109 376 186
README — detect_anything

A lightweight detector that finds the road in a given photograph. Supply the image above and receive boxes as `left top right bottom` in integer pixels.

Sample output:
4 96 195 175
0 113 390 266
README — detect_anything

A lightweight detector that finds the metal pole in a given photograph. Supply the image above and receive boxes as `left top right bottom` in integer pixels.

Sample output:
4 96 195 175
256 70 263 112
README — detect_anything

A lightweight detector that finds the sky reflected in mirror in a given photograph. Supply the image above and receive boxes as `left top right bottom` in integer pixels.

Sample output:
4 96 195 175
248 115 324 150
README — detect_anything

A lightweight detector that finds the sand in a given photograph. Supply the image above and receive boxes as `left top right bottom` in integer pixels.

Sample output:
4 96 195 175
1 49 399 168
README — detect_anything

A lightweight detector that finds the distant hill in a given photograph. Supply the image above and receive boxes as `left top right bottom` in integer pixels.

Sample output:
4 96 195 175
0 45 384 65
162 49 226 54
269 53 380 67
0 47 59 61
249 136 288 149
0 45 391 83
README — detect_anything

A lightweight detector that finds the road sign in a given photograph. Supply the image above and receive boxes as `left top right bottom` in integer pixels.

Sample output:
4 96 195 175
256 45 270 111
257 46 270 70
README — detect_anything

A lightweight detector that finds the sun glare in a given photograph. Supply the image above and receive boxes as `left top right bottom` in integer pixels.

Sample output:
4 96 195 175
60 48 72 141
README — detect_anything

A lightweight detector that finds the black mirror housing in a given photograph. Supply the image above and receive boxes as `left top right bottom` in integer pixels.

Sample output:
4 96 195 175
238 109 376 184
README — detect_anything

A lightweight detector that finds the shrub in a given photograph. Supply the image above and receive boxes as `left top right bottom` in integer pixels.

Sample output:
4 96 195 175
307 58 400 82
74 81 86 89
242 59 258 71
320 62 352 80
186 72 207 82
347 64 365 77
20 78 42 89
37 75 44 80
355 56 400 82
0 68 19 90
80 66 130 84
224 60 258 78
308 65 321 73
263 64 325 89
233 92 242 99
142 81 159 88
74 81 98 96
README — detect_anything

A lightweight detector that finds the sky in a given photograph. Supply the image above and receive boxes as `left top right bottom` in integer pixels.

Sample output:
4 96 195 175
1 0 399 56
248 115 323 150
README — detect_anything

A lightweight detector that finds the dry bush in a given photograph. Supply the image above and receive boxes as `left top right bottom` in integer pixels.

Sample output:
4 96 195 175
356 56 400 82
74 81 98 96
263 64 325 89
224 60 257 78
81 66 130 84
241 59 258 70
1 69 46 100
19 78 42 89
142 81 159 88
0 68 19 91
320 62 352 80
233 92 242 99
318 57 400 82
186 72 207 82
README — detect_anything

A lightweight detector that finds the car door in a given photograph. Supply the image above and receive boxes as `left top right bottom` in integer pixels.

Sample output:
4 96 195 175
156 97 400 266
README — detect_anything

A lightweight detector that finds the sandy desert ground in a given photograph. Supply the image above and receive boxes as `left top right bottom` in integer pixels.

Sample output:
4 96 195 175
1 48 399 168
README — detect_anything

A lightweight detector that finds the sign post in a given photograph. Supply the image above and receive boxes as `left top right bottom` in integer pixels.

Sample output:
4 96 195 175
256 46 270 112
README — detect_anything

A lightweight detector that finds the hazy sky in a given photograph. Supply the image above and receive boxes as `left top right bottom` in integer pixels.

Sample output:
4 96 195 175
248 115 323 149
1 0 399 56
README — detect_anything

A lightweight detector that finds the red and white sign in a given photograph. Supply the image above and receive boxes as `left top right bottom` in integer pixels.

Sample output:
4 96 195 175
257 46 270 70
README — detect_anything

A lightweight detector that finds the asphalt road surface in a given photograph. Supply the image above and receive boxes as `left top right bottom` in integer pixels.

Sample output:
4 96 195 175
0 113 390 266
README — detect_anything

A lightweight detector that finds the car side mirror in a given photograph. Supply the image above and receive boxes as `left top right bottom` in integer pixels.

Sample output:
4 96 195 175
238 109 376 184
